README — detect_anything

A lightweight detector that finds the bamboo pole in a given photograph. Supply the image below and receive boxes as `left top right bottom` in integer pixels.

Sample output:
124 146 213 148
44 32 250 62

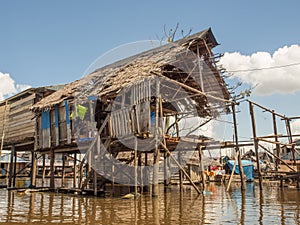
134 138 138 197
198 145 206 191
61 153 65 187
160 142 202 195
226 151 239 192
93 169 97 196
50 148 55 189
12 149 17 187
247 100 287 119
256 137 294 146
272 111 281 170
8 145 14 188
151 71 233 104
42 154 46 187
232 103 246 190
285 118 296 165
30 150 37 187
152 80 160 197
249 101 263 190
258 144 296 172
73 153 77 189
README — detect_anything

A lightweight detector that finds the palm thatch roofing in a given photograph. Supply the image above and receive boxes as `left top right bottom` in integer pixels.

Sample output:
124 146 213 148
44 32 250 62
32 28 231 117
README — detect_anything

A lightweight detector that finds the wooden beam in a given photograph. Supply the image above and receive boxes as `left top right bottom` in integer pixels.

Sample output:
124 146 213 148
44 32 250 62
247 100 287 119
258 144 296 172
160 142 202 195
256 137 294 146
226 151 239 191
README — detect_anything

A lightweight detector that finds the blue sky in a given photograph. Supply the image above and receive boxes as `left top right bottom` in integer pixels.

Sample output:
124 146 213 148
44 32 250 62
0 0 300 143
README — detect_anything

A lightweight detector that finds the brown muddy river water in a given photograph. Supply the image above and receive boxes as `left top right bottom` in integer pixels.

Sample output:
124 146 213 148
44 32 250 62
0 182 299 225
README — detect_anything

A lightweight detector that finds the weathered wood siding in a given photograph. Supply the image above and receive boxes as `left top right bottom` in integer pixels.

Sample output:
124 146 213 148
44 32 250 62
0 93 36 146
37 100 72 149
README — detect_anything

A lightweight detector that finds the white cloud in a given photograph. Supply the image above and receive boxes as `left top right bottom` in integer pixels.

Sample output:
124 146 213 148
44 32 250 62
220 45 300 96
291 119 300 135
0 72 31 101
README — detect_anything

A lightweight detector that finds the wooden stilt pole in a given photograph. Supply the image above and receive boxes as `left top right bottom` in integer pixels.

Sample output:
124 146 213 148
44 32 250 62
93 169 97 196
42 154 46 187
12 149 17 187
73 153 77 189
163 152 169 188
285 118 296 165
160 142 201 195
30 150 37 188
232 103 246 190
152 81 160 197
50 148 55 189
178 150 183 191
249 102 263 190
226 151 239 191
272 112 281 170
198 145 206 191
61 153 66 187
8 145 14 188
134 138 138 197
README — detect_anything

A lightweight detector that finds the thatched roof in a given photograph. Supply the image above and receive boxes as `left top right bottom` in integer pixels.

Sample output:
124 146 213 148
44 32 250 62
32 28 231 116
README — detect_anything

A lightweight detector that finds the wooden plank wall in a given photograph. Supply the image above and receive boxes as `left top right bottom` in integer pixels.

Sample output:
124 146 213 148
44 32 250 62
0 94 35 146
37 100 72 149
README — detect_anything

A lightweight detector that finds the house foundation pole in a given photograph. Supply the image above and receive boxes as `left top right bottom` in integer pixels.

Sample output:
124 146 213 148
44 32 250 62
73 153 77 189
249 101 263 190
198 145 206 191
8 145 15 188
42 154 46 187
272 111 281 170
50 148 55 189
30 150 37 187
61 153 66 187
152 81 160 197
12 148 17 187
232 103 246 190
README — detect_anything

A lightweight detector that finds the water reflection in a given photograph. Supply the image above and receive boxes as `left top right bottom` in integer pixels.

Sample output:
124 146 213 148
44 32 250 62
0 183 299 224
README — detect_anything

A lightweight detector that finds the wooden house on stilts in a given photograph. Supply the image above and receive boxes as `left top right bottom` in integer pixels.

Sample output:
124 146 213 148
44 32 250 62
0 86 63 187
31 28 232 196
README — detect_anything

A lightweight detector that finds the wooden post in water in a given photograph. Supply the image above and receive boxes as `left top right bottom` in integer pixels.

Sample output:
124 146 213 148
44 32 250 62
285 118 296 165
8 145 15 188
198 145 206 191
61 153 66 187
50 148 55 189
152 80 160 197
249 101 263 190
12 148 17 187
93 169 97 196
163 152 169 188
73 153 77 189
272 111 281 170
178 150 183 191
134 138 138 197
42 154 46 187
232 103 246 190
30 150 37 187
